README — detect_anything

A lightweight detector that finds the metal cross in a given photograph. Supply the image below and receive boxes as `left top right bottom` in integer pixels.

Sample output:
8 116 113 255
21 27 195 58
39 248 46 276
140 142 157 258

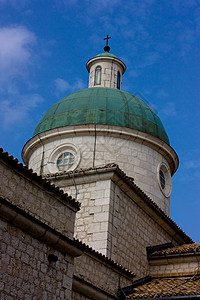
104 35 111 46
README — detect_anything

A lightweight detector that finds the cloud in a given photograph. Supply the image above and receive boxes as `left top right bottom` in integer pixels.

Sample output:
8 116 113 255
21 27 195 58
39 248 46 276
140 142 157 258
0 0 30 8
156 90 169 98
54 78 71 92
159 102 177 118
55 0 120 12
139 52 160 68
0 94 44 129
128 70 140 78
179 158 200 183
0 26 36 90
54 78 86 95
184 159 200 170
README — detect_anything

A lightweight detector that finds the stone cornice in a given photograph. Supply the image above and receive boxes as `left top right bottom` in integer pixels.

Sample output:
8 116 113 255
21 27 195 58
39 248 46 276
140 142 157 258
0 196 83 257
86 55 126 74
22 124 179 176
73 275 118 300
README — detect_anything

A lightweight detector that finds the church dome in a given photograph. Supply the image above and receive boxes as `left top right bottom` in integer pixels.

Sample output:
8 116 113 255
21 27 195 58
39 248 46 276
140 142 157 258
95 52 119 58
34 87 169 145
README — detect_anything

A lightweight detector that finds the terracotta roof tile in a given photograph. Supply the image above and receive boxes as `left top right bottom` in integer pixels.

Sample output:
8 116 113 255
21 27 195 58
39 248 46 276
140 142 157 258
124 276 200 299
150 243 200 258
75 239 135 279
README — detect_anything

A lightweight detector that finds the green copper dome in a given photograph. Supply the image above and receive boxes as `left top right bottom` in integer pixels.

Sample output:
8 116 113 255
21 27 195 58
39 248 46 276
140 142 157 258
95 52 119 59
34 87 169 145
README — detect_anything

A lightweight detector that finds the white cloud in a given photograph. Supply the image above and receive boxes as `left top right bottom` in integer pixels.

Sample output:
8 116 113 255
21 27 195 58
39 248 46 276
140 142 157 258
156 90 169 98
0 0 29 8
139 52 160 68
0 26 36 89
0 94 44 128
159 102 177 118
184 159 200 170
54 77 86 94
55 78 70 92
128 70 140 78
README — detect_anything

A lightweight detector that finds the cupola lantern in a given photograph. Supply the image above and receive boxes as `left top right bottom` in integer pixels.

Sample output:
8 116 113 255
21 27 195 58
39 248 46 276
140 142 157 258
86 36 126 89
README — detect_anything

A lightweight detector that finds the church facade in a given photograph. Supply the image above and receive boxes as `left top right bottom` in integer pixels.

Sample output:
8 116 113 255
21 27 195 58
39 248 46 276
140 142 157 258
1 41 199 299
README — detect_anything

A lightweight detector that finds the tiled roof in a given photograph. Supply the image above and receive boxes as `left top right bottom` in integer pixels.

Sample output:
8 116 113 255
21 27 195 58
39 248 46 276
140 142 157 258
75 239 135 279
45 163 193 244
122 276 200 299
44 162 117 178
0 148 80 210
150 243 200 258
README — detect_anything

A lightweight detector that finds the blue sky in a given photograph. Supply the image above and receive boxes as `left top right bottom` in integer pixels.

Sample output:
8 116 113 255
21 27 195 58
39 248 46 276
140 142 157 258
0 0 199 242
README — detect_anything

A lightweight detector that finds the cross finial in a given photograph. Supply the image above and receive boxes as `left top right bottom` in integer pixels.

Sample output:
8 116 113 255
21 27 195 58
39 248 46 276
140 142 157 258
104 35 111 52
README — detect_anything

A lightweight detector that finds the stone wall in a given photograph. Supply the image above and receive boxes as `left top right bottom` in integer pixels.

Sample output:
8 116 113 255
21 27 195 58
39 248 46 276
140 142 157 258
62 178 111 256
107 180 179 278
23 125 177 214
74 251 133 298
0 156 76 238
51 170 182 278
0 218 74 300
71 291 91 300
149 256 200 277
88 59 123 89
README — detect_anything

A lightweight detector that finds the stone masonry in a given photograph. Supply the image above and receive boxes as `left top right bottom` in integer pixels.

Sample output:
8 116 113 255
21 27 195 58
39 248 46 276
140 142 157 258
0 154 78 238
23 125 178 214
50 166 192 279
0 218 74 300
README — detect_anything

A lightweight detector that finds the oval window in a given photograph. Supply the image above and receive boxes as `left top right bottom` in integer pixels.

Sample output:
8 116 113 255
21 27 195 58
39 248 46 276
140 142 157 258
157 162 172 197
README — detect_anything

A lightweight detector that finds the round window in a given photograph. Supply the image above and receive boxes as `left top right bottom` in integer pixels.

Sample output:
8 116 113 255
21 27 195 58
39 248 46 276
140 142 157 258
157 162 172 197
57 152 75 171
48 143 80 174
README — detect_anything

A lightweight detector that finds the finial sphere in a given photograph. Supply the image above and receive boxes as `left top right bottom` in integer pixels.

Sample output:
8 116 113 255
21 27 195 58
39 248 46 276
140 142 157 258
104 45 110 52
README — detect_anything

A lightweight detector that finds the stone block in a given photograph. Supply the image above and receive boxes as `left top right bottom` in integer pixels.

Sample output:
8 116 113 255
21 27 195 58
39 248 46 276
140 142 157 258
88 223 101 233
94 212 109 222
93 232 107 241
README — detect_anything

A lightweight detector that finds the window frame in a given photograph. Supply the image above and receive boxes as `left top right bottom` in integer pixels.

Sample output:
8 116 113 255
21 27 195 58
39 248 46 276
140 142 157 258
48 143 80 174
117 71 121 89
94 65 102 86
57 152 75 171
157 162 172 197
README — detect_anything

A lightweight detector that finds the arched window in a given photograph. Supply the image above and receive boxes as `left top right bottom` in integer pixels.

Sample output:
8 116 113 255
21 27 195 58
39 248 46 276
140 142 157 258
95 66 102 85
159 169 165 189
117 71 121 89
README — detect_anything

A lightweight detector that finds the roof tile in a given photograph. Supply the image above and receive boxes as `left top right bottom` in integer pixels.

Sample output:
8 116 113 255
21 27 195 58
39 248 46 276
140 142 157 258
0 148 80 210
125 276 200 298
150 243 200 258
